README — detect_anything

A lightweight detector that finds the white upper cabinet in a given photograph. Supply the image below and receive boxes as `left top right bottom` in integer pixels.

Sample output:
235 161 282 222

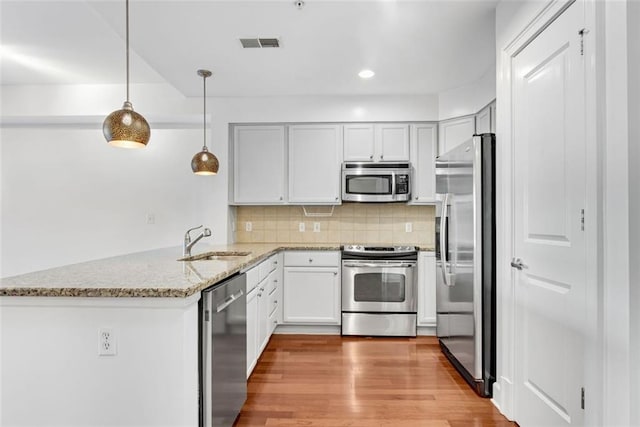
343 124 375 161
376 123 410 161
409 123 438 204
288 124 342 204
490 101 496 134
343 124 409 162
475 100 496 135
232 125 286 204
438 116 476 155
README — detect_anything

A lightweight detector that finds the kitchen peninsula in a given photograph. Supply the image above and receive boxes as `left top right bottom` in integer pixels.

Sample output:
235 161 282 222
0 243 338 426
1 242 433 426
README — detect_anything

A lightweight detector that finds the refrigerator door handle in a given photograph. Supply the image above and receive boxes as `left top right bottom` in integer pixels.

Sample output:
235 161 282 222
440 193 454 287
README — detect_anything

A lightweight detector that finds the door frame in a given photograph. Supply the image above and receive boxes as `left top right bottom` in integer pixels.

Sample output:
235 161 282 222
494 0 604 424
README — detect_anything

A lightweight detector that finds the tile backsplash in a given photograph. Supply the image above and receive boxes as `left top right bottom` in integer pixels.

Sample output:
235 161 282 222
234 204 435 246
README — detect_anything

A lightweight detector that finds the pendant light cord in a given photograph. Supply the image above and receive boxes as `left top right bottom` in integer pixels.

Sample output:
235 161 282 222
125 0 130 103
203 74 207 149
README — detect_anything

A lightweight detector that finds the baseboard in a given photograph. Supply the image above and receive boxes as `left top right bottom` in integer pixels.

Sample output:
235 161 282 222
274 325 341 335
492 375 515 421
417 326 436 336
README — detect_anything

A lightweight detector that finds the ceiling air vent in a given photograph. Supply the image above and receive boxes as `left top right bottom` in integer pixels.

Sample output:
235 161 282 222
239 38 281 48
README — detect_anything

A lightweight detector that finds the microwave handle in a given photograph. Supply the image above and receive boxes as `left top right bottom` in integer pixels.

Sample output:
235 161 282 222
391 172 396 197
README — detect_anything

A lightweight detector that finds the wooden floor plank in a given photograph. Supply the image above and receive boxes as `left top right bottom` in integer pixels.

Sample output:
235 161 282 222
234 335 515 427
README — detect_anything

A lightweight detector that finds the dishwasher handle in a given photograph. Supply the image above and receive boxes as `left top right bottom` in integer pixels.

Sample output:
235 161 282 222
216 289 244 313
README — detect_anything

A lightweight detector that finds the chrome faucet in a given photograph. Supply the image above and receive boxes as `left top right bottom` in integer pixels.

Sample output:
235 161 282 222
183 225 212 256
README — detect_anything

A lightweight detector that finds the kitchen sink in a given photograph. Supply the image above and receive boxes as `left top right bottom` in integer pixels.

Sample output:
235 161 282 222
179 251 252 262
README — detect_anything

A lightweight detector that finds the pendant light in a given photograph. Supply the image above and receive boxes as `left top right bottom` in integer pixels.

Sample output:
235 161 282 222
191 69 219 175
103 0 150 148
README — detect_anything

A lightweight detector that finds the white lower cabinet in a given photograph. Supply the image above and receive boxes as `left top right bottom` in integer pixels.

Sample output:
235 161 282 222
417 251 436 327
246 286 258 377
256 274 269 354
246 253 281 378
283 251 341 325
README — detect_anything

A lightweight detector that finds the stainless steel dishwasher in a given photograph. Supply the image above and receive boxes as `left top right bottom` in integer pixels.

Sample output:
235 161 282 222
200 273 247 427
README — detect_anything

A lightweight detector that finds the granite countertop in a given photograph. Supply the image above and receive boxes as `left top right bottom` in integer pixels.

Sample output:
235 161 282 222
0 243 434 298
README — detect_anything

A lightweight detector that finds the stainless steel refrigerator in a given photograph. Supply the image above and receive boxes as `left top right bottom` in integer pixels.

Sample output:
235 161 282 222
435 133 496 397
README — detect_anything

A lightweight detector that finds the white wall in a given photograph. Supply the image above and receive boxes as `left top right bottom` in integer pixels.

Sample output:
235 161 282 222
0 84 215 277
1 86 439 276
627 1 640 424
438 64 496 121
0 296 200 427
603 1 632 424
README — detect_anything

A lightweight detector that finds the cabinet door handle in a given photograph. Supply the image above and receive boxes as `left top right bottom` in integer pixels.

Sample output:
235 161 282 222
380 155 384 160
333 272 338 276
279 196 283 200
257 293 262 297
274 260 278 265
308 258 313 263
274 300 278 303
369 155 373 160
415 196 418 200
259 287 265 291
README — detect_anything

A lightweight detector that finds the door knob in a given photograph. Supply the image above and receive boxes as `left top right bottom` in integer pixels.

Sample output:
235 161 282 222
510 258 528 270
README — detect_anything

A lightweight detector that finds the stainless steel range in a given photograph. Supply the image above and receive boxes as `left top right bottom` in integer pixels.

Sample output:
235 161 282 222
341 245 418 337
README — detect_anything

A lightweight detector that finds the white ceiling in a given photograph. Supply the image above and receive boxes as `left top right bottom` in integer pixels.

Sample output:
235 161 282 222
0 0 497 97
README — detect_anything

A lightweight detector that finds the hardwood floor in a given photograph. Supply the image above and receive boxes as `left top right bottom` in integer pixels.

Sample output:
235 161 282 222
235 335 515 427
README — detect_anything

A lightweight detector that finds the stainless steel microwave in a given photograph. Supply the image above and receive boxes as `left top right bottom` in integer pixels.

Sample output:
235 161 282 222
341 162 411 202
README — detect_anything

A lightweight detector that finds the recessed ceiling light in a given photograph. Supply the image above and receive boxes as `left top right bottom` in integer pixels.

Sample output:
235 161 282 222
358 69 375 79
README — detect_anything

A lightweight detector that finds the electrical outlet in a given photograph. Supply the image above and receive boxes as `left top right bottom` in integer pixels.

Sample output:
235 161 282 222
299 222 305 232
245 222 252 232
98 328 117 356
313 222 321 232
405 222 413 233
146 213 155 225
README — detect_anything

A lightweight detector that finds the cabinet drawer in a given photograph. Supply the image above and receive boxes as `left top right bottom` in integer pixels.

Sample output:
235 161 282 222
267 273 278 295
268 290 279 317
284 251 340 267
259 255 278 280
245 265 260 292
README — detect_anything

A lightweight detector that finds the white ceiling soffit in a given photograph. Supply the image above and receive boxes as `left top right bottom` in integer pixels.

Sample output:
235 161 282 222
0 0 498 97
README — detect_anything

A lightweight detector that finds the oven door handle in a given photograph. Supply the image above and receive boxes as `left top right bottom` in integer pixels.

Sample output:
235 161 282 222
342 262 416 268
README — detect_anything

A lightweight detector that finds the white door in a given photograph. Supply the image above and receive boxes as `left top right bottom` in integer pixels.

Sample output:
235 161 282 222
513 1 586 426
